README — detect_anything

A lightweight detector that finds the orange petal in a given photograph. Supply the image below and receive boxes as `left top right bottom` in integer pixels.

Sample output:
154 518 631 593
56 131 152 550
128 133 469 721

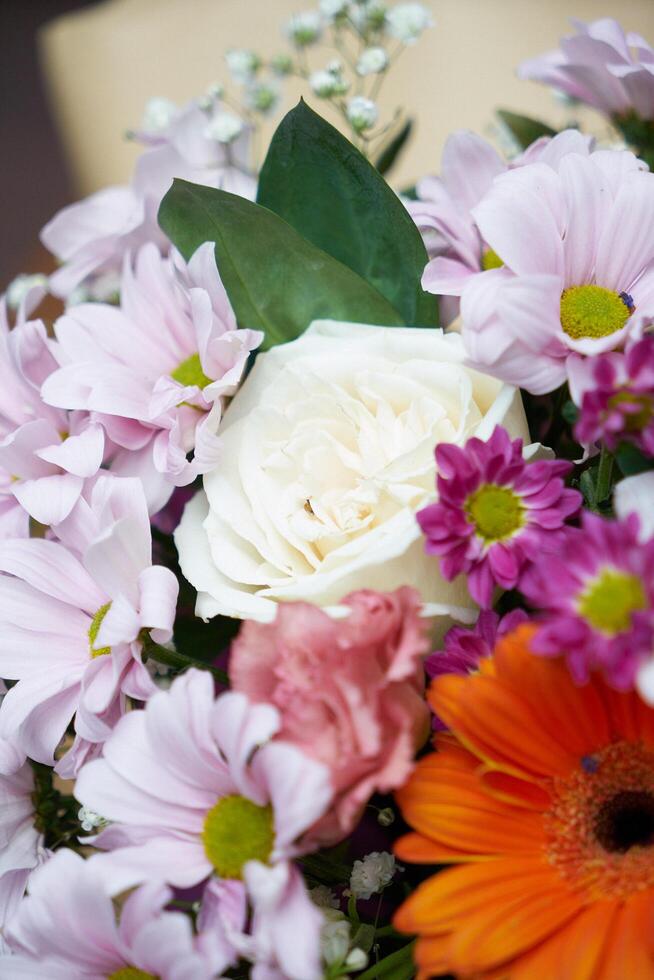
596 892 654 980
393 858 566 936
600 682 654 746
413 935 451 978
394 832 488 866
479 768 552 811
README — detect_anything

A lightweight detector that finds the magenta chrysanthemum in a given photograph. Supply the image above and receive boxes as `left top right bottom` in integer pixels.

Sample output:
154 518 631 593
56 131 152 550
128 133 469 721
417 425 581 608
520 511 654 690
569 336 654 454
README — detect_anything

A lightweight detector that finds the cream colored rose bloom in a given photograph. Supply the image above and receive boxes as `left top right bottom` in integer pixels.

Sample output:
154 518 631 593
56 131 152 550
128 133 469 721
175 320 529 625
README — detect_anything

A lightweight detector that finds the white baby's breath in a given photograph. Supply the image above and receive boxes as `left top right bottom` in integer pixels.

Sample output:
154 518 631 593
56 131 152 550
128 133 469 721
386 2 433 43
357 46 389 75
350 851 397 899
346 96 379 131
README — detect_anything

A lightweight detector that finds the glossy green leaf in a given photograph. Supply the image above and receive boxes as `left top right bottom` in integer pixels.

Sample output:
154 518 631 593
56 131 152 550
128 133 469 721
375 117 413 176
496 109 557 149
257 100 437 326
158 178 405 349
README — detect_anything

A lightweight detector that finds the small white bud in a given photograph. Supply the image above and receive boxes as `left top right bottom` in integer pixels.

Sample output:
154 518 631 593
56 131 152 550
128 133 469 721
310 69 350 97
204 111 245 144
319 0 349 17
326 58 344 74
286 11 322 46
321 918 351 965
346 96 378 132
77 806 109 834
385 3 433 43
225 49 261 83
356 46 388 76
246 81 279 114
310 885 340 910
350 0 387 32
6 274 47 310
271 53 294 76
345 948 369 971
139 96 178 135
350 851 397 899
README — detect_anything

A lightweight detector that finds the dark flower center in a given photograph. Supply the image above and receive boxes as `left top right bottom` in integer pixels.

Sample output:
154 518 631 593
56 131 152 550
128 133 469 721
594 790 654 853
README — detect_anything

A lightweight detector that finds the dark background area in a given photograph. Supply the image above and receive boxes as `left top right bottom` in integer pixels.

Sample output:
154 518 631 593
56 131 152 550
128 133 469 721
0 0 97 285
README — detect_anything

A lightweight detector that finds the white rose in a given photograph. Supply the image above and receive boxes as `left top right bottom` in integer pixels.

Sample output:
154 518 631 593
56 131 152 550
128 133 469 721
175 320 529 626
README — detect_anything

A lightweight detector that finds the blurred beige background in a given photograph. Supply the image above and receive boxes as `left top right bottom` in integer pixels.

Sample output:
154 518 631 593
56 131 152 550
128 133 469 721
35 0 654 193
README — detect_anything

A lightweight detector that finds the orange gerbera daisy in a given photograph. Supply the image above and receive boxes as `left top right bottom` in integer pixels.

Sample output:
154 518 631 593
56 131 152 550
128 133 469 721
394 623 654 980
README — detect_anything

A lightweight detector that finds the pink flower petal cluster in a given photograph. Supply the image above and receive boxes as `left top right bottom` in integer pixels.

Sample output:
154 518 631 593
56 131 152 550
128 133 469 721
75 670 331 980
0 475 178 773
425 608 528 729
0 301 104 534
451 147 654 393
41 97 256 299
408 128 592 324
41 242 262 505
520 511 654 689
519 18 654 121
417 426 581 608
568 336 654 453
229 587 430 847
0 849 223 978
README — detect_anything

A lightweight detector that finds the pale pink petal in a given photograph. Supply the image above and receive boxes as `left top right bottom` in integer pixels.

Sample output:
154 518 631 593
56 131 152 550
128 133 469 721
35 424 104 478
0 538 103 612
137 565 178 641
595 172 654 291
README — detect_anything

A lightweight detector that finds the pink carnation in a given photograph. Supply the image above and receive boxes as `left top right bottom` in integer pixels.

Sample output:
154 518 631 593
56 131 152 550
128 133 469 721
0 850 224 978
519 18 654 121
229 587 431 847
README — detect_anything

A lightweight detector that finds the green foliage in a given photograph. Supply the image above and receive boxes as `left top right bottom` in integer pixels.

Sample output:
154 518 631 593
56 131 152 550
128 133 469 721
613 111 654 170
158 178 405 350
375 117 413 176
615 442 654 477
496 109 556 149
257 100 437 327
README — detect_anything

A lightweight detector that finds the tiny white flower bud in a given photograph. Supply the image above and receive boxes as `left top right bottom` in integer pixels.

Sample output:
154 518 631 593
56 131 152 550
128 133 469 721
286 11 322 46
350 851 397 899
6 273 47 309
321 918 351 965
246 81 279 114
345 948 369 971
346 96 378 132
326 58 344 74
78 806 108 834
204 111 245 144
271 53 294 76
320 0 349 18
139 96 178 135
310 69 350 97
385 3 433 43
310 885 340 910
377 806 395 826
350 0 387 32
356 46 388 76
225 49 261 83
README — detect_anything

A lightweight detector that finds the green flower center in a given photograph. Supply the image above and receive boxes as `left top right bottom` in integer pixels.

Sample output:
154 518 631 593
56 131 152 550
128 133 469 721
88 602 112 658
578 569 647 635
107 970 157 980
202 794 274 879
560 285 632 341
465 484 525 542
171 353 211 390
607 390 654 433
481 248 503 271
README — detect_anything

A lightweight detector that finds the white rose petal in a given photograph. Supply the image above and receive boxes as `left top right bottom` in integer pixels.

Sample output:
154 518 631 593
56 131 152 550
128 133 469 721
175 321 529 634
613 471 654 542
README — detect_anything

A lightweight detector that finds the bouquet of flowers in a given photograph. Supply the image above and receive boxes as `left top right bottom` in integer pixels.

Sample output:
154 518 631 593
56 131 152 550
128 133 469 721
2 5 654 978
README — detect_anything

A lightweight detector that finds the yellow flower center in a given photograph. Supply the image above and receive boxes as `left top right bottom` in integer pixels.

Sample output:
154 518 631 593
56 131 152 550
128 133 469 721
88 602 112 658
560 285 632 340
577 569 646 635
607 390 654 433
202 794 274 879
107 970 157 980
545 742 654 900
171 353 211 389
465 484 524 543
481 248 503 271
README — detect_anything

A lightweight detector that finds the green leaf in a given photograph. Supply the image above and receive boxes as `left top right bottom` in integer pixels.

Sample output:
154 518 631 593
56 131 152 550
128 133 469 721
356 941 416 980
375 117 413 176
496 109 556 150
159 179 405 349
615 442 654 477
257 100 437 327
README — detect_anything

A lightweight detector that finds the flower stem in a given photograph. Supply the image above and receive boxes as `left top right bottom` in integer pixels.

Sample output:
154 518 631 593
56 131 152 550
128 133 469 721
140 633 229 686
596 443 614 504
354 941 416 980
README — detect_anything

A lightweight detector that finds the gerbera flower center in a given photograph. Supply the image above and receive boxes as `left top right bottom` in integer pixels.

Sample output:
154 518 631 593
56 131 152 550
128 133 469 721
107 969 157 980
202 794 274 879
481 247 503 271
560 285 633 340
545 741 654 900
88 602 112 658
607 390 654 432
171 352 211 389
577 568 646 635
465 484 524 542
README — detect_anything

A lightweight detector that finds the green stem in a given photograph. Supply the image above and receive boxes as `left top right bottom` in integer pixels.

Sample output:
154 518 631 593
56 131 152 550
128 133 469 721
141 633 229 686
596 444 615 504
355 941 416 980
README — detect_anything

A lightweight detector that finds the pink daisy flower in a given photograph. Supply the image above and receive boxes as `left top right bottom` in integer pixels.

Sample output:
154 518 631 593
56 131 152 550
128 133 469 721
41 242 262 500
416 425 581 608
0 849 225 978
0 301 104 532
568 335 654 453
518 18 654 122
0 475 177 771
520 511 654 690
75 670 331 980
452 146 654 394
409 128 592 324
41 96 255 300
